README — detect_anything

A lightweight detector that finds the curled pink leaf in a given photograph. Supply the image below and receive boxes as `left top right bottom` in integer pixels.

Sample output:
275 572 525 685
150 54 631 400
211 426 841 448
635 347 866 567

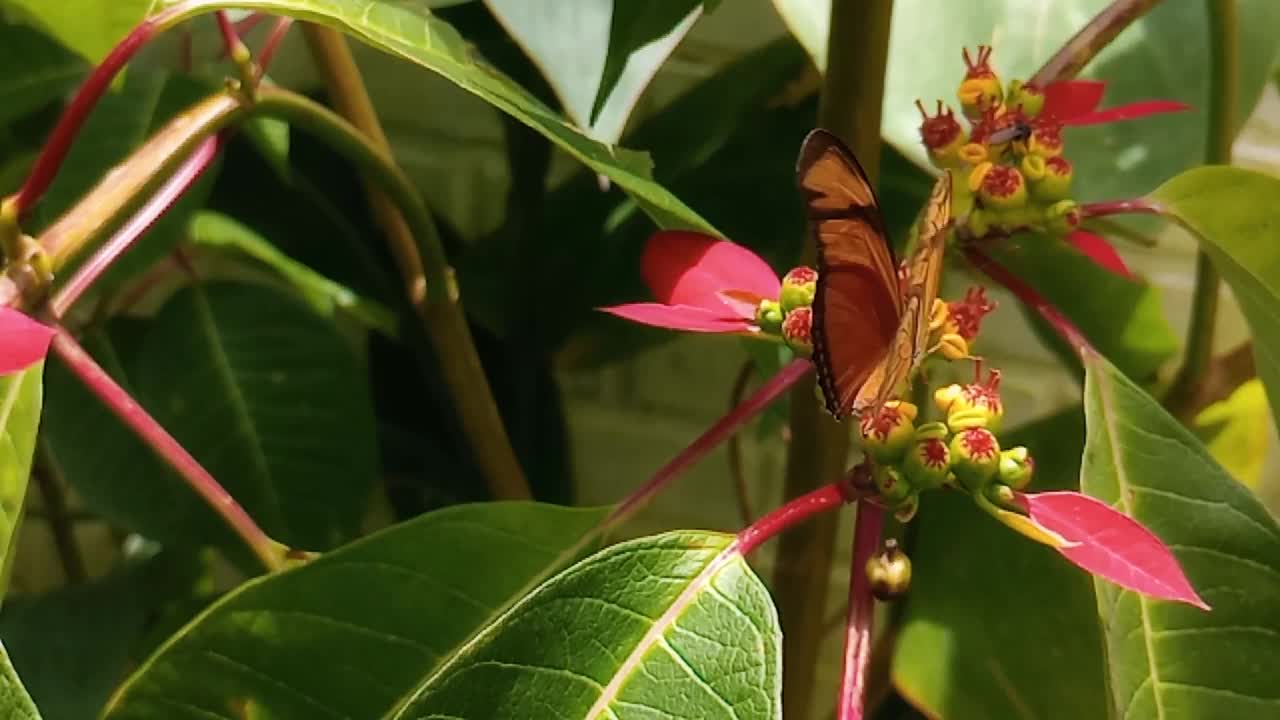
1066 99 1190 126
1042 80 1188 126
1067 230 1133 278
641 230 780 317
601 303 753 333
0 307 54 374
1020 490 1210 610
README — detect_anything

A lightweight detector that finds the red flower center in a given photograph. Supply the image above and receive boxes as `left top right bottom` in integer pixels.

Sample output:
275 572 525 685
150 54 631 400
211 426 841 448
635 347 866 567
784 266 818 285
1031 120 1064 150
948 287 996 340
1045 155 1072 176
962 45 996 79
861 405 901 441
960 428 998 460
920 438 949 468
916 100 961 149
962 369 1002 411
782 306 812 342
981 165 1023 197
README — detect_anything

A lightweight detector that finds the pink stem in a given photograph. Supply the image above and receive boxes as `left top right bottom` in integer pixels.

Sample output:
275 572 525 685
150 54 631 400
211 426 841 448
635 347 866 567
1080 198 1163 218
214 10 241 56
233 12 267 36
256 18 295 76
49 134 223 318
837 500 886 720
604 358 812 530
736 480 859 557
50 326 285 571
964 246 1096 358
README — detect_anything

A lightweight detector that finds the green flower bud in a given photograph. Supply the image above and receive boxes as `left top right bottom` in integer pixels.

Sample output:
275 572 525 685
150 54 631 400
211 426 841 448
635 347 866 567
903 435 951 491
858 401 918 464
935 370 1004 432
865 538 912 600
781 306 813 356
950 427 1001 491
1006 79 1045 118
894 494 920 523
873 464 913 505
780 266 818 312
958 47 1002 121
916 100 966 168
755 299 784 335
1045 199 1082 236
1030 155 1073 203
998 446 1035 490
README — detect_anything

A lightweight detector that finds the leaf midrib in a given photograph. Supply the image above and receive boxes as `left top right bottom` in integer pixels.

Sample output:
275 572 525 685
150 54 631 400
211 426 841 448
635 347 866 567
1090 357 1165 720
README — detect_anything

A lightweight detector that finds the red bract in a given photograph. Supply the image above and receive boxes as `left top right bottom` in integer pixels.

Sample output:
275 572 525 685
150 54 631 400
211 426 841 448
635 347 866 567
1067 229 1133 278
1019 490 1210 610
1041 79 1188 126
602 230 781 333
0 308 54 374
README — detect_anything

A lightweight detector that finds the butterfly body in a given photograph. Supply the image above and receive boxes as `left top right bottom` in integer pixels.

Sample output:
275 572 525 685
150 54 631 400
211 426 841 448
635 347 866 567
798 129 953 421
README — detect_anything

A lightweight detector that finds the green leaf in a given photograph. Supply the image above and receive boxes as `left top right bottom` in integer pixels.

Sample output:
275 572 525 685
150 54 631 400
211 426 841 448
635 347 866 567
0 365 42 602
1152 166 1280 433
104 502 611 719
771 0 1280 201
0 641 39 720
988 235 1179 381
485 0 701 144
395 530 778 719
133 282 379 551
2 0 150 63
188 211 398 337
893 408 1108 720
1081 352 1280 718
155 0 716 234
0 20 85 126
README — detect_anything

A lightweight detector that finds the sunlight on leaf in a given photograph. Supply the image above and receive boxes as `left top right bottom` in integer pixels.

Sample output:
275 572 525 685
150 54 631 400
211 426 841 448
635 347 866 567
1195 378 1272 489
0 365 41 601
0 641 40 720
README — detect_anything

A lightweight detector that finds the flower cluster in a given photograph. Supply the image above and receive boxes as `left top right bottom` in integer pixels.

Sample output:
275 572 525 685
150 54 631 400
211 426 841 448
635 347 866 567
919 47 1185 276
858 370 1033 522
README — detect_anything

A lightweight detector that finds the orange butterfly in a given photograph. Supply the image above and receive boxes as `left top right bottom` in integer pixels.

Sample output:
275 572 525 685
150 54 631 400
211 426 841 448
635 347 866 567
798 129 953 421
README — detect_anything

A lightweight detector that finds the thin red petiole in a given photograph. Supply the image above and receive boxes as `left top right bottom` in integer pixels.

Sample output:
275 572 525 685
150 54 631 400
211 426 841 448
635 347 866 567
837 498 886 720
964 246 1096 358
256 18 295 77
50 326 286 571
735 478 861 557
603 358 812 531
50 135 223 318
1080 198 1163 219
214 10 243 57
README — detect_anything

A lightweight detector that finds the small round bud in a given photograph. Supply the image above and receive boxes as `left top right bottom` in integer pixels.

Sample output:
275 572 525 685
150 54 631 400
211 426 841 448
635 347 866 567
937 370 1004 432
937 333 970 360
903 435 952 491
1006 79 1045 119
1031 156 1073 203
755 299 784 335
782 306 813 356
873 464 913 505
866 539 912 600
958 142 988 167
894 494 920 523
976 164 1028 210
950 427 1002 491
958 47 1002 121
916 100 965 167
780 266 818 312
1021 153 1047 183
859 401 918 464
1028 121 1064 157
998 446 1035 490
1045 199 1082 236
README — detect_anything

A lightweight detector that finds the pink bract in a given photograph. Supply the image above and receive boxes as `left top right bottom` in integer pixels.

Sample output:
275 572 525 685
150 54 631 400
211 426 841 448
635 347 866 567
1042 79 1188 126
1067 229 1133 278
0 307 54 374
1020 490 1210 610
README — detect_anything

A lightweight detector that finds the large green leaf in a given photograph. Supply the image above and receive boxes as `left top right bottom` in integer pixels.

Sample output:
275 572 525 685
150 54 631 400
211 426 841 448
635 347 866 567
0 641 39 720
1152 167 1280 433
893 408 1108 720
104 502 611 719
484 0 702 143
772 0 1280 201
0 20 85 126
154 0 716 234
133 282 378 551
394 530 778 719
988 236 1178 381
0 365 42 601
1081 353 1280 718
2 0 150 63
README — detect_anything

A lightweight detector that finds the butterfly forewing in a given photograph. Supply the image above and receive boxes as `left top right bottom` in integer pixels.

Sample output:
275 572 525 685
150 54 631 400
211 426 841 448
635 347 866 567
799 129 902 420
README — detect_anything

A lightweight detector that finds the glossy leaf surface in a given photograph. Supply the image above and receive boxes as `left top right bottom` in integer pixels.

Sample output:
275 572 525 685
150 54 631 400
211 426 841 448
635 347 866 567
0 642 39 720
0 20 85 126
0 365 42 600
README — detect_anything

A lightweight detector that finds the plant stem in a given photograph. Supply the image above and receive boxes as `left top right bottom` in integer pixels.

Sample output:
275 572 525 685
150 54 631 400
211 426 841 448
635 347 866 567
1030 0 1164 86
50 135 223 317
735 478 864 557
1079 198 1161 219
33 437 87 585
775 1 892 716
837 499 886 720
965 246 1096 358
603 359 811 534
1166 0 1236 416
299 25 531 501
256 18 294 75
49 327 286 572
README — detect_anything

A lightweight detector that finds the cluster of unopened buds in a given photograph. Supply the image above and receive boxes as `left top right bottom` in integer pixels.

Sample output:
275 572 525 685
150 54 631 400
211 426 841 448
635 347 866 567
919 47 1082 241
858 369 1033 521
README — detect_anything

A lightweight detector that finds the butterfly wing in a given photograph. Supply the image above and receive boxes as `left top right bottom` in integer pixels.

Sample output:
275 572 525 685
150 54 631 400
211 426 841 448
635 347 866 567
853 170 953 416
800 129 902 420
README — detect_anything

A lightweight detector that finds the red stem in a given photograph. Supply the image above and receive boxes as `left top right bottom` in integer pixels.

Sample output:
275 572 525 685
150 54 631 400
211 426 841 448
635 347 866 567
214 10 241 56
837 499 886 720
736 479 859 557
964 246 1096 358
49 327 285 571
234 12 267 36
1081 198 1163 218
603 358 812 531
256 18 295 76
50 134 223 318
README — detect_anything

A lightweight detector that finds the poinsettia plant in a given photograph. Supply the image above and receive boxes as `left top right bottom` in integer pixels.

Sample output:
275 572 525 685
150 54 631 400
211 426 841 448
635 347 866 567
0 1 1276 719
